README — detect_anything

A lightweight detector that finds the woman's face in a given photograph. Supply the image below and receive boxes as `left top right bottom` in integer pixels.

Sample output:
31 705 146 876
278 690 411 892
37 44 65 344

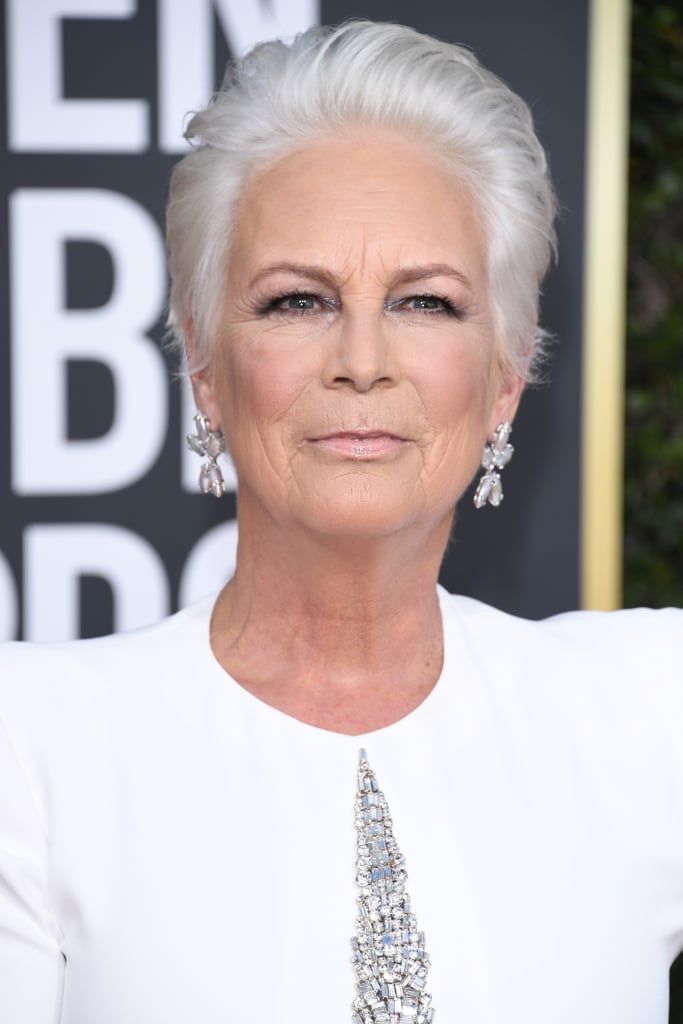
192 130 524 542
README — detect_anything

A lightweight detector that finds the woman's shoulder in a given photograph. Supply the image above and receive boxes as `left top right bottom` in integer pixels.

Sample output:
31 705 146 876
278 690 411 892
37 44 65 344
438 587 681 683
438 589 682 775
0 594 217 706
440 586 680 644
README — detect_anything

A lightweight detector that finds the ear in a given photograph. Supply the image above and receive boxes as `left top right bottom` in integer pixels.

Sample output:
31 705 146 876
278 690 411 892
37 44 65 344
185 318 222 431
487 366 526 438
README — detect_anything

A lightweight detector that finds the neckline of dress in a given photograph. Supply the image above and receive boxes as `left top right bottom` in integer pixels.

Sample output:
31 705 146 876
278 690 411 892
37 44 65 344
192 584 470 745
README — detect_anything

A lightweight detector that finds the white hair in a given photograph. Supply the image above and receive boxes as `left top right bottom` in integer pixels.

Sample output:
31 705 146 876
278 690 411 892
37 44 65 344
166 20 557 380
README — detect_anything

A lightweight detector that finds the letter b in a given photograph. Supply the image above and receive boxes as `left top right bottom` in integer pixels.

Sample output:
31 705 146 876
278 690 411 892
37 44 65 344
10 189 167 494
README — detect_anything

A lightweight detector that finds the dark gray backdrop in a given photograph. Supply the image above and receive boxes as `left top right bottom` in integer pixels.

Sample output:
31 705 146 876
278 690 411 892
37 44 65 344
0 0 588 640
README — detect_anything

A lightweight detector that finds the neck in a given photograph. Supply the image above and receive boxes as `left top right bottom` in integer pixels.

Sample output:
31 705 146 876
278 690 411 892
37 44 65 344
209 512 453 734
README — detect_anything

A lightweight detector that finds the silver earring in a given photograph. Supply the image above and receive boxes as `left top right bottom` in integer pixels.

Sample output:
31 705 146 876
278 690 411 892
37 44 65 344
186 412 226 497
473 422 513 509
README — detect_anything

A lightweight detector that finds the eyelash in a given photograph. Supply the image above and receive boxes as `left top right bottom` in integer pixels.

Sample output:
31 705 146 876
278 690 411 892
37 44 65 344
387 294 464 318
261 291 465 318
262 291 338 315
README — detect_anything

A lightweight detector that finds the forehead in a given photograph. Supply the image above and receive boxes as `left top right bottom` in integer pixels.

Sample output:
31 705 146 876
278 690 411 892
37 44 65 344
229 130 487 283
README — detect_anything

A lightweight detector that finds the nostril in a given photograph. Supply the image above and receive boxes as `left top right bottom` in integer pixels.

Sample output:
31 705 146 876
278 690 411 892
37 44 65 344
331 374 395 390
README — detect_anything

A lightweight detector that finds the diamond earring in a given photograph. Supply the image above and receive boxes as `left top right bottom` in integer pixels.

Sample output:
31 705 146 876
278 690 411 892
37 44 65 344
186 412 226 497
473 422 513 509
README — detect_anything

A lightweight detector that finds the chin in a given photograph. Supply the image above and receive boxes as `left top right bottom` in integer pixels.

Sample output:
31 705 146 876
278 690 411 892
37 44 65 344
294 478 430 539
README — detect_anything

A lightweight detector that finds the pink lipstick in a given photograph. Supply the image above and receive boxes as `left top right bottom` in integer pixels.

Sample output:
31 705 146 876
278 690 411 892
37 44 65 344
307 431 407 459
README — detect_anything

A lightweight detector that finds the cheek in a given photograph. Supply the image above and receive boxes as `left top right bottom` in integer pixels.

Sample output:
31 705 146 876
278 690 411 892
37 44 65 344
220 342 314 443
419 347 493 437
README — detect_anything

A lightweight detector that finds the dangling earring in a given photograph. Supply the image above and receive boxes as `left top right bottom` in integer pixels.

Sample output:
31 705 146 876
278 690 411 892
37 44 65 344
473 422 513 509
186 412 226 497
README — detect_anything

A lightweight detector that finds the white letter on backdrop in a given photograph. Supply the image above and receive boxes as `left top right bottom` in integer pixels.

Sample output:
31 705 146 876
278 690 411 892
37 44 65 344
158 0 319 152
23 524 169 641
0 551 19 643
7 0 147 152
10 189 167 494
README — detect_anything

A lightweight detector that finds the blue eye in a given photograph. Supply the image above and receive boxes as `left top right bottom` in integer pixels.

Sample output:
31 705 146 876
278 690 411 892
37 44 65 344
263 292 336 315
386 294 463 317
281 294 317 311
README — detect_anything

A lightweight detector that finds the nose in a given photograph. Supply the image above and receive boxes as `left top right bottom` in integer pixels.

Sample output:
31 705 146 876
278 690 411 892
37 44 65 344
323 310 399 392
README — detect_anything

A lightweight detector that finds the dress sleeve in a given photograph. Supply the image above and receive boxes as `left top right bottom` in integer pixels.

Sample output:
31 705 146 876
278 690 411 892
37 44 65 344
0 712 64 1022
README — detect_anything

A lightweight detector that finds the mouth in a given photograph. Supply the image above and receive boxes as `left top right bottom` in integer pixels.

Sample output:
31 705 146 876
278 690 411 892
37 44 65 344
305 430 409 459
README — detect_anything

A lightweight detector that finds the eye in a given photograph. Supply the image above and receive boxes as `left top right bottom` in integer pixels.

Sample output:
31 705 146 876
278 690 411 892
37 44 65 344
264 291 337 314
386 294 464 318
280 293 317 311
410 295 446 311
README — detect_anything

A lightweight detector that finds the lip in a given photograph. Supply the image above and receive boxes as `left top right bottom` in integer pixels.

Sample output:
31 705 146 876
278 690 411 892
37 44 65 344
305 430 409 459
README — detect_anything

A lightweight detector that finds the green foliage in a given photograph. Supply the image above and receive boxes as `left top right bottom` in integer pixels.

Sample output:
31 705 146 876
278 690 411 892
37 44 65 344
625 1 683 608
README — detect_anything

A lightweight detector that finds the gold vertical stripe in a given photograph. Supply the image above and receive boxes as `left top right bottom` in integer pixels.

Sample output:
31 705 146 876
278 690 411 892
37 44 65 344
580 0 631 610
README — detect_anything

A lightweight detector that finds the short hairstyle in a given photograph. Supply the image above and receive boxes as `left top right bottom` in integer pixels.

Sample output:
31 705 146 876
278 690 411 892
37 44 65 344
166 20 557 381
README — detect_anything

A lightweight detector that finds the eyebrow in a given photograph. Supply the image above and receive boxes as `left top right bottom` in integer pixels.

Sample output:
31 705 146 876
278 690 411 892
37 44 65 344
391 263 473 293
249 261 473 293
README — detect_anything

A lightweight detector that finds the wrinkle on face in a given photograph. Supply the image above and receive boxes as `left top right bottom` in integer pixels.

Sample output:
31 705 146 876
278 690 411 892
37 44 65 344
195 128 521 541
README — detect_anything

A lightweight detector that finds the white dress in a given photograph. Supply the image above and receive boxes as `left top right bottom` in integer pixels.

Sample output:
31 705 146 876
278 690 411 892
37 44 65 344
0 589 681 1024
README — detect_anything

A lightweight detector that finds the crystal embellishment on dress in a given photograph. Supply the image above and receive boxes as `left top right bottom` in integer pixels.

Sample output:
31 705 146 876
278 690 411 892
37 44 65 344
351 749 435 1024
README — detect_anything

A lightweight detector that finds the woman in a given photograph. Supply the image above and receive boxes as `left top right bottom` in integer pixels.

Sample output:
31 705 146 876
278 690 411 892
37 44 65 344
0 21 681 1024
